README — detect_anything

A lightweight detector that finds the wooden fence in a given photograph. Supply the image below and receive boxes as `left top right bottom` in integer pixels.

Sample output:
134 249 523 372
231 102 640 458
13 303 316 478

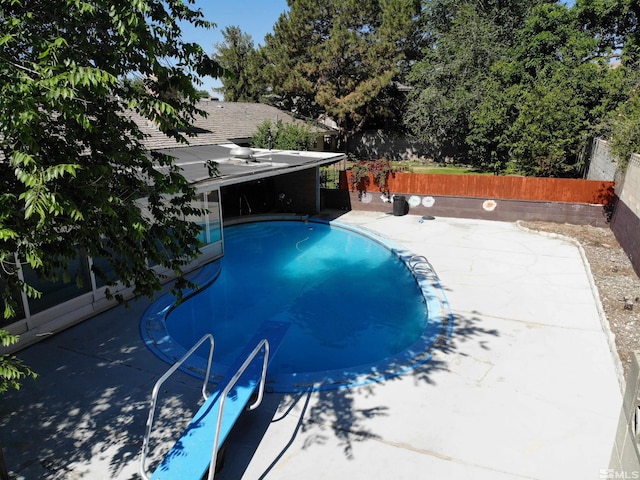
340 171 616 205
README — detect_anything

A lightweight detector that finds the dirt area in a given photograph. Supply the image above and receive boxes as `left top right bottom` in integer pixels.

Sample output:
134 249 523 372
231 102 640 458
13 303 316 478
521 221 640 382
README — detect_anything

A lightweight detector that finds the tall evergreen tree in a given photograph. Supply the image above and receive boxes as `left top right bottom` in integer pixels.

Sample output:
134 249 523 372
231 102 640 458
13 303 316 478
262 0 421 143
214 26 266 102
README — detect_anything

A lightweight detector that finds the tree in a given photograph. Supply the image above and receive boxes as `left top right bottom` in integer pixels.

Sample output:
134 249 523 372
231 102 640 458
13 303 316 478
214 26 267 102
575 0 640 164
575 0 640 66
0 0 221 389
404 0 545 163
607 77 640 164
467 3 611 176
262 0 421 143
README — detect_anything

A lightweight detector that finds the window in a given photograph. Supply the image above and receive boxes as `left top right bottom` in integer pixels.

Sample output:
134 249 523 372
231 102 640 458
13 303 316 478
206 190 222 244
22 255 92 315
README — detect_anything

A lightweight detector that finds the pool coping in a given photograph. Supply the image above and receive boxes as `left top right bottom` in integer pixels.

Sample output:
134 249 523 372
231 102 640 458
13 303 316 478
140 217 454 392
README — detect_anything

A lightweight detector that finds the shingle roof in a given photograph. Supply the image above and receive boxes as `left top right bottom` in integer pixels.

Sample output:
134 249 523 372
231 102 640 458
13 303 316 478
133 101 325 151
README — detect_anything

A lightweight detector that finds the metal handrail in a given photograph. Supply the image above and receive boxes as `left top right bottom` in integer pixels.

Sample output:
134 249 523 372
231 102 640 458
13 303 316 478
140 334 215 480
409 255 438 277
206 338 270 480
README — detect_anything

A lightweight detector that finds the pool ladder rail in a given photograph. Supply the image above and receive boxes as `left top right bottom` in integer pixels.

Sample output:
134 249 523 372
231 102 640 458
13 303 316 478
140 321 290 480
408 254 439 279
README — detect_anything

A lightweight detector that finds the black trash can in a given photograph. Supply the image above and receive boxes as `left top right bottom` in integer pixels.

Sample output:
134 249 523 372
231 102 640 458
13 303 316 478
393 195 407 216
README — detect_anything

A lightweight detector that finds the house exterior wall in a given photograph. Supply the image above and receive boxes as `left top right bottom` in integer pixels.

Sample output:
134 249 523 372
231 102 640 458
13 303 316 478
1 187 224 353
273 168 319 215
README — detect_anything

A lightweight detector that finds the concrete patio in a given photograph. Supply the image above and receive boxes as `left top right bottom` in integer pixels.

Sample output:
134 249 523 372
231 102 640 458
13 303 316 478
0 210 622 479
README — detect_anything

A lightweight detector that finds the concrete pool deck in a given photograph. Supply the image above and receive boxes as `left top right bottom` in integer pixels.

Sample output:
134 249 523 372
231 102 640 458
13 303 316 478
0 211 622 479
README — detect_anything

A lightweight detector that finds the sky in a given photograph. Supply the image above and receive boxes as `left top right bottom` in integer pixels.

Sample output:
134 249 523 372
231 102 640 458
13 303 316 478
180 0 290 97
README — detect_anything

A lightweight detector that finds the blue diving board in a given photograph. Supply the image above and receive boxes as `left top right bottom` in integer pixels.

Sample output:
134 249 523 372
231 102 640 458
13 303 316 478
148 321 290 480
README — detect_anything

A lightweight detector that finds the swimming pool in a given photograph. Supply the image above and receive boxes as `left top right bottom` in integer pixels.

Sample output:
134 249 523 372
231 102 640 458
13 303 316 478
141 218 452 392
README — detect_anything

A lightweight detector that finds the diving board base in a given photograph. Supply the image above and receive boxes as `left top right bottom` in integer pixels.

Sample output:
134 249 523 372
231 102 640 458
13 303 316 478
149 321 290 480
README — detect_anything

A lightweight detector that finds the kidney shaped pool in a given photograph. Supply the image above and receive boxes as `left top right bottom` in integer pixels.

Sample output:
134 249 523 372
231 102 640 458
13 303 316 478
141 219 452 392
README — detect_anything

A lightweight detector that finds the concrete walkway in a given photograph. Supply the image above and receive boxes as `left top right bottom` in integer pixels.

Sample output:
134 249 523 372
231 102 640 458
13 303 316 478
0 211 621 479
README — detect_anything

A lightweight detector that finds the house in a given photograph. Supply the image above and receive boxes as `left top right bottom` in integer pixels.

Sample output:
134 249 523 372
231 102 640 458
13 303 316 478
2 102 346 351
131 100 340 151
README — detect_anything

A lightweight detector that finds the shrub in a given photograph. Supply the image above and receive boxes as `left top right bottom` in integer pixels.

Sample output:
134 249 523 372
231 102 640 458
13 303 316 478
350 158 396 195
251 119 316 151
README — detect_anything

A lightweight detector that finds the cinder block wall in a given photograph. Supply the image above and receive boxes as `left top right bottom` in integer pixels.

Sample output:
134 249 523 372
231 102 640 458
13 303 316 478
612 155 640 277
587 138 619 181
617 155 640 214
337 190 612 226
610 352 640 476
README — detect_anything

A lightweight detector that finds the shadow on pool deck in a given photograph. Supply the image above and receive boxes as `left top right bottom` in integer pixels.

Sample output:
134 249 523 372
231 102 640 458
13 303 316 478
0 296 494 480
0 211 621 480
213 311 497 480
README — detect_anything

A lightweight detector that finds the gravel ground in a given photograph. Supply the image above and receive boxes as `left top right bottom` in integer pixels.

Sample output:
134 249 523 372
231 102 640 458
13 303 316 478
521 221 640 382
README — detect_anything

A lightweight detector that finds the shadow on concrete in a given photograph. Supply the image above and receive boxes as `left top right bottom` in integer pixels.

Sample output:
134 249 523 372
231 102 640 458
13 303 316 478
0 289 498 479
215 311 498 479
0 297 205 480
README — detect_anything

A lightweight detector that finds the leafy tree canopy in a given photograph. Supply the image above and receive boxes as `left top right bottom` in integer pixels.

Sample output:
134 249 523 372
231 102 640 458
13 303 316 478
404 0 639 176
0 0 221 389
607 78 640 164
404 0 546 163
575 0 640 66
574 0 640 164
467 2 612 176
251 119 316 151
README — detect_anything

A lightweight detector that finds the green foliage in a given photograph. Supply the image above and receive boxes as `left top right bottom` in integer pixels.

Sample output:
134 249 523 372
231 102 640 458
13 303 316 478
349 158 396 195
573 0 640 166
214 26 267 102
609 82 640 164
575 0 640 67
195 89 211 99
467 3 611 176
0 331 37 393
404 0 544 163
251 119 316 151
262 0 421 140
405 0 626 176
0 0 222 389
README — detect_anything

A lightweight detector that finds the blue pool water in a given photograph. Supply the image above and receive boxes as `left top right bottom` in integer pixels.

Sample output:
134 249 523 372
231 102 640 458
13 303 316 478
141 219 452 391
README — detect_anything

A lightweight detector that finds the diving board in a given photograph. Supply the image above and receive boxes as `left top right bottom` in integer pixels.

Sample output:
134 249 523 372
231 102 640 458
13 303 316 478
140 321 290 480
